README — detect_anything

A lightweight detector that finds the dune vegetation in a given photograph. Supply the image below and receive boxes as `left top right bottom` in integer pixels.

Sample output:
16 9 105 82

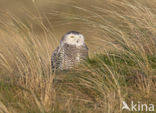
0 0 156 113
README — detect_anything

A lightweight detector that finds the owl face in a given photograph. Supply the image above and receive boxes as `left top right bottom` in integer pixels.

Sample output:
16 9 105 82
61 31 85 47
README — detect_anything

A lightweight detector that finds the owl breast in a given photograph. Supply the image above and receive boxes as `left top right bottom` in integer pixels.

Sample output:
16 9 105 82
59 43 88 70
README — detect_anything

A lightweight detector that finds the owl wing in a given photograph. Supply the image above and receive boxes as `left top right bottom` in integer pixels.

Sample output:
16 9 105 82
51 47 62 70
80 44 89 59
83 43 89 56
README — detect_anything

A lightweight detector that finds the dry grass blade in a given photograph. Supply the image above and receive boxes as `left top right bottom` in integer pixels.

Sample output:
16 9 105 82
30 90 45 113
0 101 10 113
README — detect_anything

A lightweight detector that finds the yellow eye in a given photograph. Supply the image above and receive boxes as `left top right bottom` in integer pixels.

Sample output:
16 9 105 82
70 36 74 38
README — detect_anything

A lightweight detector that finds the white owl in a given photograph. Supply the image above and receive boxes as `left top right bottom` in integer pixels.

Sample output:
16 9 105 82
51 31 88 70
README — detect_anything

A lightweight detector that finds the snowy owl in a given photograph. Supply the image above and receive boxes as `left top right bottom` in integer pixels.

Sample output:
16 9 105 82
51 31 88 70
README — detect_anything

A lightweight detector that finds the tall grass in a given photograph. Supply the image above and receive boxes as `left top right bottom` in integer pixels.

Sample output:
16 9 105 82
0 11 57 112
0 0 156 113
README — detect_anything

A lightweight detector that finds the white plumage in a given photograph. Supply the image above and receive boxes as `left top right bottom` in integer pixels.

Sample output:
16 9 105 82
51 31 88 70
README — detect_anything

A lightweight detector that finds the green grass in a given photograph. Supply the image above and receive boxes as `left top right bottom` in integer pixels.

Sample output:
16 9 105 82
53 52 156 113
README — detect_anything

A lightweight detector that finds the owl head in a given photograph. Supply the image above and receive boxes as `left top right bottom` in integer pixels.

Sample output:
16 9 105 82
60 31 85 46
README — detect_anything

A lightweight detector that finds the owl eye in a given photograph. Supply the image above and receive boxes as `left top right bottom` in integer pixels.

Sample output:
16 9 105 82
79 35 83 38
70 36 75 38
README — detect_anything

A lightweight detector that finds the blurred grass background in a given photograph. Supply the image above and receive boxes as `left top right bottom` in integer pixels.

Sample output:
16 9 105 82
0 0 156 113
